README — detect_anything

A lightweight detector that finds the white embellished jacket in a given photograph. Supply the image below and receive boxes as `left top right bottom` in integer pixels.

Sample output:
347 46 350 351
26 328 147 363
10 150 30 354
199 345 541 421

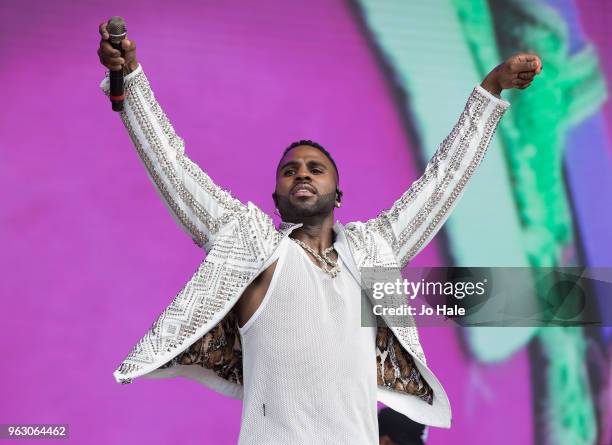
100 64 509 428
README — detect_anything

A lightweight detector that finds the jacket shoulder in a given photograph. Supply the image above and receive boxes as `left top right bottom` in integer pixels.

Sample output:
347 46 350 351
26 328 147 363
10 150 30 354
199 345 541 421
245 202 283 258
344 219 396 258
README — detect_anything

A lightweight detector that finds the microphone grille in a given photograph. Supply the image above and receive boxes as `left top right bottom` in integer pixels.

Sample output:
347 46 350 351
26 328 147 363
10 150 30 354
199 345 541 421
107 16 126 36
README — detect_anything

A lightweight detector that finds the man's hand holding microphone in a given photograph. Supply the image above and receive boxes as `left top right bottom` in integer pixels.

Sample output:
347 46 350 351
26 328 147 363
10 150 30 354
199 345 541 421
97 18 139 111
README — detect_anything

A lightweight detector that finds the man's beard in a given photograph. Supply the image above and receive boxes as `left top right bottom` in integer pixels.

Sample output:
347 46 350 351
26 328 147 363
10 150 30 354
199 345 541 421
275 191 336 222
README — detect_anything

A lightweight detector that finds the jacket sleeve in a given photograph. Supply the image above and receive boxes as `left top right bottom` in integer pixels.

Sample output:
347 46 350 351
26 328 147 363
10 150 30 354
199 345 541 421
366 84 510 269
100 64 248 252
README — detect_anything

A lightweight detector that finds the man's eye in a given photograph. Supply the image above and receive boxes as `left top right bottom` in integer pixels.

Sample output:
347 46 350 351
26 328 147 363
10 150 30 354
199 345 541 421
312 168 323 174
284 169 295 176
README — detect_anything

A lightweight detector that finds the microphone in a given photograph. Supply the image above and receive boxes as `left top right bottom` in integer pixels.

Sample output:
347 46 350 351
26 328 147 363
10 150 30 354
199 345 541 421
107 16 127 112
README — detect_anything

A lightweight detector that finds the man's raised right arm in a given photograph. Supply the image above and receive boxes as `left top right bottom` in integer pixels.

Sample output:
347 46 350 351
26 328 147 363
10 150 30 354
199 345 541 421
97 21 247 251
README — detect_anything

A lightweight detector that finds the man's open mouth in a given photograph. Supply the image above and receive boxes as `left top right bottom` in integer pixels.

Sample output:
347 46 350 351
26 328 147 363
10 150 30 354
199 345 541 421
291 184 316 197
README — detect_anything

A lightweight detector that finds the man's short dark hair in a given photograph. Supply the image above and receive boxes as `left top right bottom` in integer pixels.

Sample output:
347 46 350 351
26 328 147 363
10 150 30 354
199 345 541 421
279 140 340 184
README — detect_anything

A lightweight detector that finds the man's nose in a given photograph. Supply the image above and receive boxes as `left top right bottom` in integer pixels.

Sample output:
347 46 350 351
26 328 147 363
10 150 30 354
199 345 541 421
295 167 311 179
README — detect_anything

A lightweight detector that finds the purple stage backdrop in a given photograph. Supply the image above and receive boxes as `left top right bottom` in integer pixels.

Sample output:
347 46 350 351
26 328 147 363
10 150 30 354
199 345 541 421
0 1 610 444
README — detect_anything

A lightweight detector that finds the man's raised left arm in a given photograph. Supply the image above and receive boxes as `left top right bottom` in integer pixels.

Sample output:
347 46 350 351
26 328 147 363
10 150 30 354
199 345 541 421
369 53 542 268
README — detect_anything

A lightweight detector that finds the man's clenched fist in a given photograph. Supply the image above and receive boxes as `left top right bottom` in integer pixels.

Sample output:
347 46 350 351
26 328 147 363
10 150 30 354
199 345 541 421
97 21 139 73
481 53 543 96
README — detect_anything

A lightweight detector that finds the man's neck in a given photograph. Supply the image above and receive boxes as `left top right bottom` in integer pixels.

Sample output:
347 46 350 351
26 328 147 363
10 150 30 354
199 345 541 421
288 214 336 253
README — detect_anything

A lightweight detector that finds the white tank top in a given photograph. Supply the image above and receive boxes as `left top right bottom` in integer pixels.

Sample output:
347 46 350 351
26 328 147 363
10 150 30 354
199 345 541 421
237 236 379 444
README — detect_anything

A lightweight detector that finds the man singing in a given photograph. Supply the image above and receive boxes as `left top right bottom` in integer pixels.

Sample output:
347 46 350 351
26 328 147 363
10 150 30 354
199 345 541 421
97 20 541 444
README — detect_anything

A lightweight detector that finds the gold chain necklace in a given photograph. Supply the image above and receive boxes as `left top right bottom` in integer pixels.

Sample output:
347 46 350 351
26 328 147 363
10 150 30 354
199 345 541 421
292 238 340 278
